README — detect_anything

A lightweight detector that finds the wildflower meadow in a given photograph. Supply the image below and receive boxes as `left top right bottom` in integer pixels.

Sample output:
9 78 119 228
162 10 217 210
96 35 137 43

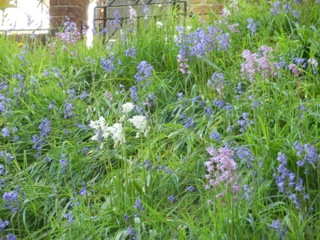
0 0 320 239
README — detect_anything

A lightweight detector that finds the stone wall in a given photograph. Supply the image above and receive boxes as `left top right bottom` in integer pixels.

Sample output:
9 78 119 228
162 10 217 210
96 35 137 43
49 0 89 33
188 0 223 18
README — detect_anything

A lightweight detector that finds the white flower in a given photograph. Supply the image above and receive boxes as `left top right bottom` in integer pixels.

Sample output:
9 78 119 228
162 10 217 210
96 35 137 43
156 21 163 28
89 116 105 128
308 58 318 67
107 123 125 145
90 134 99 141
89 117 109 141
222 7 231 17
122 102 135 113
128 115 150 137
230 0 239 10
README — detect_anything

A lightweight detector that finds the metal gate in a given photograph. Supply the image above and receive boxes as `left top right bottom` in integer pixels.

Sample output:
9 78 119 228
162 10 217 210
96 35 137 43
93 0 187 41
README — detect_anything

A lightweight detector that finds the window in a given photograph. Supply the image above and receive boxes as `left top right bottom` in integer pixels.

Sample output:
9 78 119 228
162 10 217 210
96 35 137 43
0 0 49 33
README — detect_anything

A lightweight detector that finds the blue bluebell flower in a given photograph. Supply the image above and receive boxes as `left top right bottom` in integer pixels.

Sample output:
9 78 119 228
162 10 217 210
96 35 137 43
247 18 258 35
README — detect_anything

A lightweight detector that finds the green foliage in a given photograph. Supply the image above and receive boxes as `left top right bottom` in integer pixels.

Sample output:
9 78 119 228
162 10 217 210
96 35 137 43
0 1 320 239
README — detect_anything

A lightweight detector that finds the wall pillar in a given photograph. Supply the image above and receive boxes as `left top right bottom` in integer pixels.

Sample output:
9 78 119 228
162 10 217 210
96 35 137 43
49 0 89 34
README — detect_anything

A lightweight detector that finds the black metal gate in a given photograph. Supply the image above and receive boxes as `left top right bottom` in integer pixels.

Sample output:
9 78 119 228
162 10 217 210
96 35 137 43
93 0 187 41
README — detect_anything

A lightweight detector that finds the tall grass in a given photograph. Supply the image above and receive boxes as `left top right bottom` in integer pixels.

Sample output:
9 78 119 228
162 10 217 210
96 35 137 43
0 0 320 239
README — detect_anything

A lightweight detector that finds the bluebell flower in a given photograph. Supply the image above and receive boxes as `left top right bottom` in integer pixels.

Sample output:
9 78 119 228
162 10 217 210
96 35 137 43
288 172 296 186
134 197 142 210
44 156 52 163
217 33 230 51
210 132 220 141
227 125 234 132
100 28 108 34
49 100 55 110
292 10 299 19
176 26 184 33
53 67 63 78
283 4 291 13
0 164 7 175
276 57 287 69
100 58 115 73
237 112 254 132
7 233 17 240
182 117 194 129
0 151 14 164
243 185 251 200
130 86 138 102
5 152 14 163
224 104 233 111
81 147 89 156
109 10 123 30
0 219 9 232
270 1 281 15
274 152 306 209
60 154 68 173
125 47 137 57
127 226 134 236
2 126 10 137
79 91 87 100
294 57 307 68
295 178 304 192
13 74 24 81
296 160 305 167
79 187 87 196
43 70 49 77
39 118 51 138
304 143 318 164
247 18 258 35
236 147 254 169
64 212 73 224
120 84 125 93
17 54 25 61
64 100 75 119
67 88 76 99
168 195 178 202
144 159 151 170
0 102 8 115
213 98 225 109
79 183 87 196
134 61 153 82
208 72 224 89
2 189 19 213
270 220 287 238
205 107 212 116
186 186 195 192
289 193 300 209
293 141 304 156
177 92 184 101
176 25 230 58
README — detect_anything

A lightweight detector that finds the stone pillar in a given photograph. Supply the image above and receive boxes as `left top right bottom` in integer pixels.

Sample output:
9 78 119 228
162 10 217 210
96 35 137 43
49 0 89 34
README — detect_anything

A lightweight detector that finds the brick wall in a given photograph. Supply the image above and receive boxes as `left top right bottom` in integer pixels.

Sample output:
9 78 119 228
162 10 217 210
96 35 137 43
48 0 220 34
49 0 89 33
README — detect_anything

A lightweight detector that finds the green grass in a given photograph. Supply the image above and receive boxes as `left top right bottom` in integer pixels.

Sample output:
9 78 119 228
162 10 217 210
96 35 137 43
0 0 320 239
